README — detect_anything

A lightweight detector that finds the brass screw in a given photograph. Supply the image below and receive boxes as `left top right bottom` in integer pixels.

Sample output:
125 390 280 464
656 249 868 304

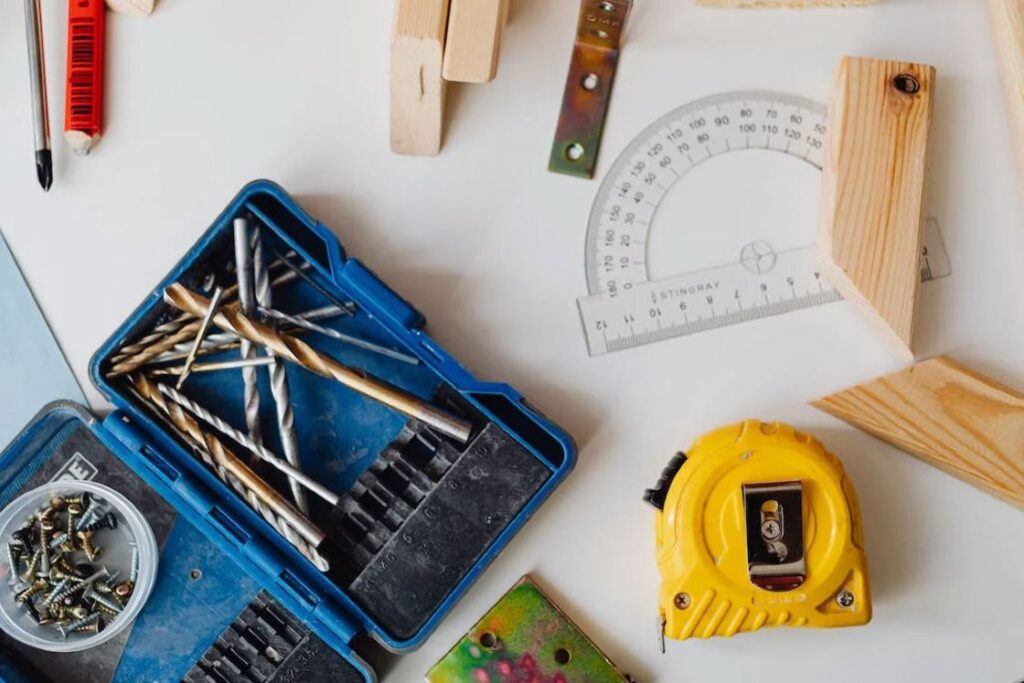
49 497 68 512
673 593 691 610
16 579 47 603
113 581 134 601
66 502 83 540
77 532 100 561
20 549 42 582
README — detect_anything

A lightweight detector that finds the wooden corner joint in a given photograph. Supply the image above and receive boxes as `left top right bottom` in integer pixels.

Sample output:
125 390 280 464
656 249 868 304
813 356 1024 511
818 56 936 356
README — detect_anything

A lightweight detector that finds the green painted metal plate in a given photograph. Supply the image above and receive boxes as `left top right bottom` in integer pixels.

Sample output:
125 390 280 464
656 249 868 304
427 576 631 683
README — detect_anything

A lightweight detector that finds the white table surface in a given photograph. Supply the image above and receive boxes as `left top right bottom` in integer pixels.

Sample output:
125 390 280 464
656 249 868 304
2 0 1023 680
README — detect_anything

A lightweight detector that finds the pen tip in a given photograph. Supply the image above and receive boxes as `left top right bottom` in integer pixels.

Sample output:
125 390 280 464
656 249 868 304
35 150 52 191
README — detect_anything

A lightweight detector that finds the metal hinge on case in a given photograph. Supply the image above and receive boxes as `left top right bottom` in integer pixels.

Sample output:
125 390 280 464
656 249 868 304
743 481 806 591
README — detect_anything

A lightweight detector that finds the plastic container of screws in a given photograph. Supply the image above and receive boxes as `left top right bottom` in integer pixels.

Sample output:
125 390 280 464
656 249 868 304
0 480 158 652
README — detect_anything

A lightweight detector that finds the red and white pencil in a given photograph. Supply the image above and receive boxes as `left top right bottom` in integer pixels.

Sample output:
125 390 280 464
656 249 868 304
64 0 105 155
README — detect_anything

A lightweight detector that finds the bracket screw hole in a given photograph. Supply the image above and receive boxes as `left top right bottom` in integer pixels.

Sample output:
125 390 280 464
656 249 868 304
189 568 202 581
554 647 572 665
565 143 585 162
597 1 616 11
479 631 497 649
892 73 920 95
592 29 610 39
581 73 600 91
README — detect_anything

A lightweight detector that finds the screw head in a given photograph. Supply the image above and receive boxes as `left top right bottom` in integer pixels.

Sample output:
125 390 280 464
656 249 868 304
761 519 782 541
892 73 921 95
114 581 134 600
67 502 83 517
836 590 855 608
49 497 67 511
673 593 691 610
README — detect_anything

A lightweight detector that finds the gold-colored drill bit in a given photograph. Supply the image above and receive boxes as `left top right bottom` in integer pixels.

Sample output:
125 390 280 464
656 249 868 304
163 283 474 444
128 373 324 548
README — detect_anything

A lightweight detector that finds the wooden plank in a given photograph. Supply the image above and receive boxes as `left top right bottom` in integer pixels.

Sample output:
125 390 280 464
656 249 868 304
812 356 1024 510
390 0 450 156
105 0 155 16
696 0 876 7
442 0 507 83
989 0 1024 182
818 56 935 356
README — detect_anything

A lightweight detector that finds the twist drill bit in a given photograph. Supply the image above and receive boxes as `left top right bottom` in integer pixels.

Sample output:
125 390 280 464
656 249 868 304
163 283 473 444
258 306 420 365
124 385 328 572
150 356 275 377
253 227 308 514
176 285 225 389
147 305 346 366
233 217 263 454
155 382 339 506
108 318 205 377
128 374 324 547
108 261 312 366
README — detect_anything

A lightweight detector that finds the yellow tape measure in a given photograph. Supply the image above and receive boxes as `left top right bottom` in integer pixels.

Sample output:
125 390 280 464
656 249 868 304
644 420 871 645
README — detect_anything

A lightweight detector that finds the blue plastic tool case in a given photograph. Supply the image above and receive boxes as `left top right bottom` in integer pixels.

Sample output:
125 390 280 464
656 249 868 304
0 181 576 682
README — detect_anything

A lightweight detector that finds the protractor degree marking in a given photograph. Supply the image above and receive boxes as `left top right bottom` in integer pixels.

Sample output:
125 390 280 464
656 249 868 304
583 91 827 296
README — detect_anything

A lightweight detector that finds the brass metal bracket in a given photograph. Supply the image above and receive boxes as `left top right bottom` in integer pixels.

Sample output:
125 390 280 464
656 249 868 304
548 0 632 179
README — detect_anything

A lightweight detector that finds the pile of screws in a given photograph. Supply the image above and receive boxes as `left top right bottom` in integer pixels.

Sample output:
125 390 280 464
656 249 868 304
5 492 137 639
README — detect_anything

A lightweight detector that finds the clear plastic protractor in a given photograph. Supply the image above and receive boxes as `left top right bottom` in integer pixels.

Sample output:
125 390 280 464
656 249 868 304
584 91 827 296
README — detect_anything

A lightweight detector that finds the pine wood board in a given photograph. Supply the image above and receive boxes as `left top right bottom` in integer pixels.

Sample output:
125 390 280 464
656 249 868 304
105 0 155 16
989 0 1024 183
813 356 1024 510
391 0 451 155
818 56 935 356
442 0 507 83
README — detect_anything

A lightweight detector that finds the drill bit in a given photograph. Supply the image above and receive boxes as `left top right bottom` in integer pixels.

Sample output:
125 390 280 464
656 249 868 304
128 373 324 548
108 318 206 377
108 260 313 366
253 227 308 514
233 217 263 453
149 356 275 377
123 384 328 571
176 286 225 389
155 382 339 506
146 305 347 366
163 283 473 443
258 307 420 365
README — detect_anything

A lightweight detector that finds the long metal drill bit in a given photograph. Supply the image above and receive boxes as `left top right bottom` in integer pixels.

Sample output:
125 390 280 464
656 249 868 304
233 217 263 454
155 382 339 506
150 356 275 377
164 283 473 443
258 307 419 365
108 262 312 366
267 245 358 316
124 384 328 571
253 227 308 514
176 286 225 389
128 373 324 547
146 306 347 366
108 318 206 377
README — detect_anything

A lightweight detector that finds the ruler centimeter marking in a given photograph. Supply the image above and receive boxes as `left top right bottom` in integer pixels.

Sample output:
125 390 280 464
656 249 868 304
578 91 952 357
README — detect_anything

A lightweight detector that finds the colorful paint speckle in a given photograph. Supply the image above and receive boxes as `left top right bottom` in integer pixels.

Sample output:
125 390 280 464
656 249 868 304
427 576 631 683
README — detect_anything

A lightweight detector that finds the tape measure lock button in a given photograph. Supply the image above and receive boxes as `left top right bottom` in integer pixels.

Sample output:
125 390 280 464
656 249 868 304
648 420 871 643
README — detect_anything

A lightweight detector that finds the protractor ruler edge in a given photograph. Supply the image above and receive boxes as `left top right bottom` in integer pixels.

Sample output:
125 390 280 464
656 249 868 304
578 90 951 357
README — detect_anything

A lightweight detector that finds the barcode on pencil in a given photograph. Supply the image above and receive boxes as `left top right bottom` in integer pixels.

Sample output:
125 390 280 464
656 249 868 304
68 20 98 128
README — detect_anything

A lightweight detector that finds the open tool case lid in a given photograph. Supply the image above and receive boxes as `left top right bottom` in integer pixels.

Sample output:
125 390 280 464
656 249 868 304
0 181 575 681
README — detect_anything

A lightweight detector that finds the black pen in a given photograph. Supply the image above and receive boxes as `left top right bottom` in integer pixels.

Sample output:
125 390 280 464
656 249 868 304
23 0 52 191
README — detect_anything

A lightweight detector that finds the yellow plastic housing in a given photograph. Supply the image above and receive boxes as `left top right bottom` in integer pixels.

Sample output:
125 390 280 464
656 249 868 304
655 420 870 641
